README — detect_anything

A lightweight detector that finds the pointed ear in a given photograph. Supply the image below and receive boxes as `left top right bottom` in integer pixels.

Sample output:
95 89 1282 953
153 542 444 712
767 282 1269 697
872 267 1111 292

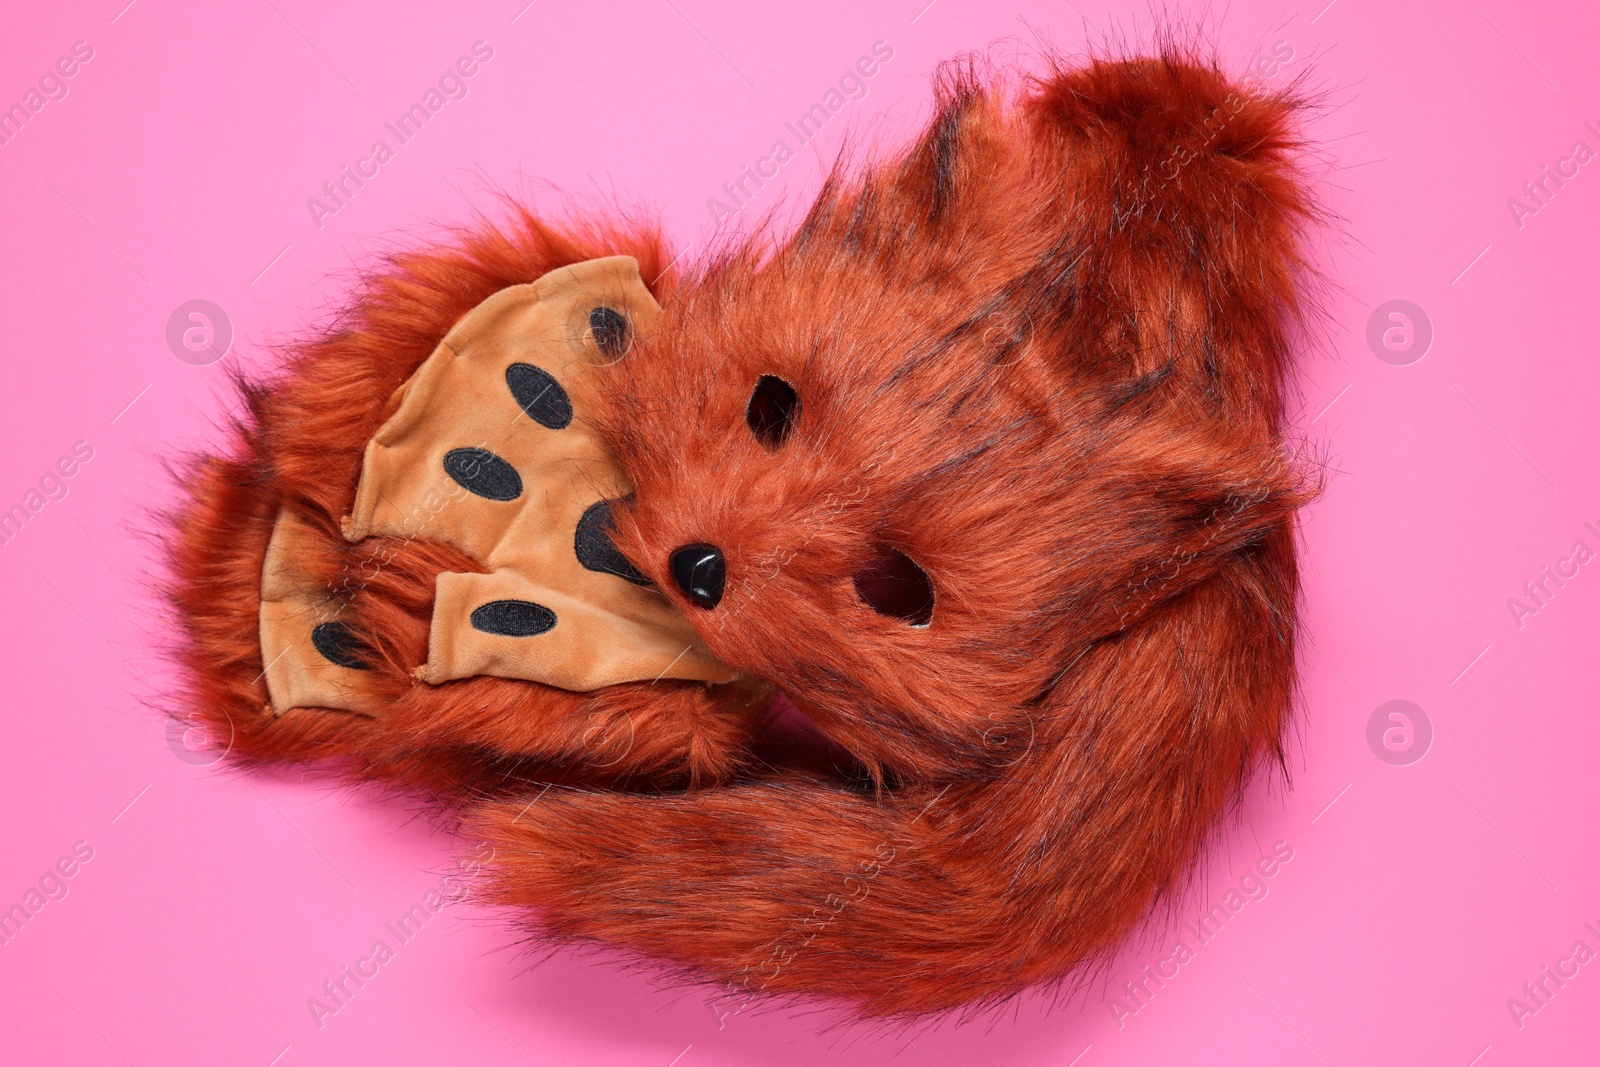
841 54 1316 430
1018 54 1316 428
1088 426 1309 634
1026 53 1305 177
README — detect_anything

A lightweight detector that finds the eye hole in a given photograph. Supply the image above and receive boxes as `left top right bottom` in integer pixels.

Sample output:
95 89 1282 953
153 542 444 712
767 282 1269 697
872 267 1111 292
852 548 934 627
746 375 800 448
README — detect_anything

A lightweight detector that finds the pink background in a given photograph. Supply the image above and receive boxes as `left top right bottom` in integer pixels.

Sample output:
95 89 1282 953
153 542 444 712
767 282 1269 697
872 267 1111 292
2 0 1597 1063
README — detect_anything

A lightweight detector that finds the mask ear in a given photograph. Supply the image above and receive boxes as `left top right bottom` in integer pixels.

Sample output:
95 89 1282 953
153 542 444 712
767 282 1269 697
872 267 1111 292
857 53 1313 426
1018 53 1316 431
1070 420 1308 638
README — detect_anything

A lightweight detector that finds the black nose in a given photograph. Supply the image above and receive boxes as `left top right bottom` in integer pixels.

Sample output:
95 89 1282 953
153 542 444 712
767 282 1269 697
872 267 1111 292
669 544 725 609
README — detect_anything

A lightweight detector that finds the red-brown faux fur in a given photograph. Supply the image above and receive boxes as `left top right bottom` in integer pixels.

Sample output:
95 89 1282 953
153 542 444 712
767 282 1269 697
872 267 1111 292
166 47 1319 1016
165 221 768 794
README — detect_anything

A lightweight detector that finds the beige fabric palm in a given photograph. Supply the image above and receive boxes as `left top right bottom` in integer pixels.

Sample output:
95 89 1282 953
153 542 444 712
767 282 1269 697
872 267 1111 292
260 508 382 715
338 256 735 692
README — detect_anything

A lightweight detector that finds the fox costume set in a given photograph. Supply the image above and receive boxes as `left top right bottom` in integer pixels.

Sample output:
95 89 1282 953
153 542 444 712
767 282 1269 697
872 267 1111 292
168 48 1318 1015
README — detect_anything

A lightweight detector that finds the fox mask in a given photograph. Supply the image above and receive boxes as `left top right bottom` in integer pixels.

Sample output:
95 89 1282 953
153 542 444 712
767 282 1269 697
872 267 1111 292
168 49 1317 1014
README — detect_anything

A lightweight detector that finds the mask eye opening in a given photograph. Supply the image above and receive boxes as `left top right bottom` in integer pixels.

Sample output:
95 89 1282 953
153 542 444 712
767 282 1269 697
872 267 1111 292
746 375 800 449
852 547 934 628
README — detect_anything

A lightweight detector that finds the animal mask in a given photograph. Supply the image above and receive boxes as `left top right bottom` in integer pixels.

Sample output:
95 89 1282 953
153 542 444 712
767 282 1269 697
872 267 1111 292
168 50 1317 1015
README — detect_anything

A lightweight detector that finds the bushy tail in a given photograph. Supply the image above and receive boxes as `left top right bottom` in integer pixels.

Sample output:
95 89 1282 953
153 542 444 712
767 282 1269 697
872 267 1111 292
471 528 1300 1015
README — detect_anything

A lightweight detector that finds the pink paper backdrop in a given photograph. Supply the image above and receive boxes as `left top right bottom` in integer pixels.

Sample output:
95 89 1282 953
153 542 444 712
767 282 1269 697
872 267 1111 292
2 0 1596 1063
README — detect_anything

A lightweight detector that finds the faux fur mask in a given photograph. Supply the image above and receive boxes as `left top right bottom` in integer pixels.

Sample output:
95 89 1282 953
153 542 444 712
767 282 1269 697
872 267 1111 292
167 49 1318 1016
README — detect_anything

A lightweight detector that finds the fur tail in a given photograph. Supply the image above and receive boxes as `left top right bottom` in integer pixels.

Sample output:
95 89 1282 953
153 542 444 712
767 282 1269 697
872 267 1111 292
470 526 1301 1015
